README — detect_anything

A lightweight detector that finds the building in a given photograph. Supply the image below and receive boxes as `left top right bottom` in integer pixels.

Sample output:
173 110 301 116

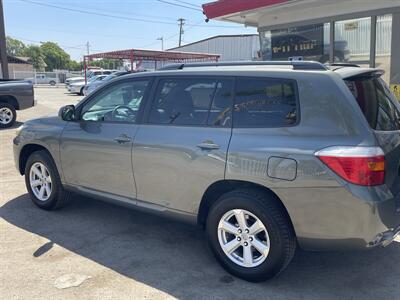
0 55 33 78
168 34 260 62
202 0 400 86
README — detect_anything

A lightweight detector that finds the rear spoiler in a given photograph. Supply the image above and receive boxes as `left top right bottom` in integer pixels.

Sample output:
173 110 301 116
333 67 385 80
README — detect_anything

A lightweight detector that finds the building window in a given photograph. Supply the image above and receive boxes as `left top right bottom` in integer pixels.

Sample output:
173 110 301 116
259 23 330 63
334 17 371 66
376 14 392 83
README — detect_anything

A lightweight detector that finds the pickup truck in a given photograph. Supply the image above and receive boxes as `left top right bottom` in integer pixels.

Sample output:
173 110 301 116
26 74 58 85
0 80 34 128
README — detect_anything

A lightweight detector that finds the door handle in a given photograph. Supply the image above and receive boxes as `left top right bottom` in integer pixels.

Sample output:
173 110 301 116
113 134 132 144
197 141 220 150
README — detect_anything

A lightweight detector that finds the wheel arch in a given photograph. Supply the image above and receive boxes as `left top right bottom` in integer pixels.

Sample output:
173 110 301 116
19 144 52 175
198 180 295 232
0 95 19 110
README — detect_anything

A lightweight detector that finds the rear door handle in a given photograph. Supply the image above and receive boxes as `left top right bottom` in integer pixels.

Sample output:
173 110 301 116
197 141 220 150
113 134 132 144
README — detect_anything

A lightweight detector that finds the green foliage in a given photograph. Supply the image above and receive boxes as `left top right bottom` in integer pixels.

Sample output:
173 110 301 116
39 42 71 71
6 37 119 72
6 36 26 56
23 45 46 71
88 59 123 70
68 60 83 71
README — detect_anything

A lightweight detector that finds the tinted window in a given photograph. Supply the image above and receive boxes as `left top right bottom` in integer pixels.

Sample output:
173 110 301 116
345 77 400 131
148 78 233 126
81 80 149 123
233 78 298 127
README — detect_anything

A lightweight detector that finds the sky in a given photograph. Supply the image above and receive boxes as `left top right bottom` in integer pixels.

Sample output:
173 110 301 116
4 0 257 61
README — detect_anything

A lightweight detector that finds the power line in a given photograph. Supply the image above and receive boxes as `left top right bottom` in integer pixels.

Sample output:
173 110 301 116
156 0 202 12
18 0 178 25
17 0 242 28
170 0 201 8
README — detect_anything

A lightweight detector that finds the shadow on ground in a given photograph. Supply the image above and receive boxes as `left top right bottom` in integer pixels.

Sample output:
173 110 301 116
0 121 24 130
1 194 399 299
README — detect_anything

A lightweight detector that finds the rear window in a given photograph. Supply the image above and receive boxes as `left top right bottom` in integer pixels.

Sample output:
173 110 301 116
233 78 298 128
345 77 400 131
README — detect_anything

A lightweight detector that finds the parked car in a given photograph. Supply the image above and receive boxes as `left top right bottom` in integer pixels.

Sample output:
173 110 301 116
26 73 57 86
13 61 400 282
68 75 108 95
65 76 84 85
83 71 131 96
0 79 34 128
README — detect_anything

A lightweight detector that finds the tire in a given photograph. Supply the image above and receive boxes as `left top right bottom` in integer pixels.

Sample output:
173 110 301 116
25 150 71 210
79 87 84 96
49 80 56 86
0 102 16 128
206 188 296 282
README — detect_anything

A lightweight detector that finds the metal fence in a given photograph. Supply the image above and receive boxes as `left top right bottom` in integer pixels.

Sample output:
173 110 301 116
11 71 76 85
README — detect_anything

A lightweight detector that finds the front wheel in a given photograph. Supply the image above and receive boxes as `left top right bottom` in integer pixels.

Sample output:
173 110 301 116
25 150 71 210
0 103 16 128
206 188 296 282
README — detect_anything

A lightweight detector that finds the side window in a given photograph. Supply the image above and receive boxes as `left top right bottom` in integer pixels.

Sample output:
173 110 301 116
81 80 149 123
233 78 298 127
148 78 233 126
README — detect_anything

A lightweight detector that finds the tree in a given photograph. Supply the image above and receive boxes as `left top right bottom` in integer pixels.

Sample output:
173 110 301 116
23 45 46 71
6 36 26 56
40 42 70 71
68 60 83 71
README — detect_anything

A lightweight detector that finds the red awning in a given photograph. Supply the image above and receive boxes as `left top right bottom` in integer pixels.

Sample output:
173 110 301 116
202 0 288 19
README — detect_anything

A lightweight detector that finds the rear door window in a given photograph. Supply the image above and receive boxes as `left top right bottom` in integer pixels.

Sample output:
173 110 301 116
345 77 400 131
148 77 233 126
233 77 299 127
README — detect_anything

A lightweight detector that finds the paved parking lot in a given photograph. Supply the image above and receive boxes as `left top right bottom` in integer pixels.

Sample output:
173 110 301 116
1 87 400 299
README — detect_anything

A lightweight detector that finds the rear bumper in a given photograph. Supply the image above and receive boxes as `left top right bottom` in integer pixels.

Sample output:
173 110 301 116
274 185 400 251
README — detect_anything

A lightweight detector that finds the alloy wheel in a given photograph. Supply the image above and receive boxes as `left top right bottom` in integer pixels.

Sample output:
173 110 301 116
29 162 52 201
218 209 270 268
0 107 13 125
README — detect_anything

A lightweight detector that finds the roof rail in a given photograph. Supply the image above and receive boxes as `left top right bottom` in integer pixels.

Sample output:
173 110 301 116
326 63 360 68
160 61 327 71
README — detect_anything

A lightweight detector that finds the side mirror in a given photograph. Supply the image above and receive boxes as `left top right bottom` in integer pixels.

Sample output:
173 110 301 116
58 105 76 121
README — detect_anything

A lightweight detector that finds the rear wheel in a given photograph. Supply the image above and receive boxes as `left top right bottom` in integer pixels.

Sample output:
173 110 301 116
0 103 16 128
25 150 71 210
206 188 296 282
49 80 56 86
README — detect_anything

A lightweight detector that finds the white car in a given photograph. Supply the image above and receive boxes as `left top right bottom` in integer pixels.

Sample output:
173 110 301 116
68 75 108 95
65 77 84 85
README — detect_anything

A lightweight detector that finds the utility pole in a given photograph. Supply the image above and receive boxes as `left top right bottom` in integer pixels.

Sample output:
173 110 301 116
178 18 185 47
157 37 164 50
86 41 90 55
0 0 9 79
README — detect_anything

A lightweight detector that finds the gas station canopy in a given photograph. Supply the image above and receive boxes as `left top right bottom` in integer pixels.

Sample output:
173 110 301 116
203 0 400 29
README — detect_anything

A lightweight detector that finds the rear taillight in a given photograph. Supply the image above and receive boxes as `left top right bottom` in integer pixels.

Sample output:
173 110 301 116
315 146 385 186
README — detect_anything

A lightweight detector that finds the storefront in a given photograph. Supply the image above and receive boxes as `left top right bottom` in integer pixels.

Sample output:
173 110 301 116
203 0 400 91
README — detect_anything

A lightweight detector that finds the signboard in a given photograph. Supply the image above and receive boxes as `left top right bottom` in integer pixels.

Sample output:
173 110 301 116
390 84 400 101
344 21 359 31
271 24 324 60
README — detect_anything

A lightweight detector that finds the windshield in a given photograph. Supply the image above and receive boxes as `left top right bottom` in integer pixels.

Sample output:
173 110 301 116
345 76 400 131
103 74 117 82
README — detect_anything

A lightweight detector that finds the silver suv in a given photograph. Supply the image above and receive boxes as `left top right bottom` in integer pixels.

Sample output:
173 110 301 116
13 61 400 282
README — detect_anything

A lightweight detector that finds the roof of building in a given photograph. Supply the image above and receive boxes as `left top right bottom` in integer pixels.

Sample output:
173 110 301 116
167 34 258 51
7 55 32 64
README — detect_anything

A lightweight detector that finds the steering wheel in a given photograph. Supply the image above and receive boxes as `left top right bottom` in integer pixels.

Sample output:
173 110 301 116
111 105 136 121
